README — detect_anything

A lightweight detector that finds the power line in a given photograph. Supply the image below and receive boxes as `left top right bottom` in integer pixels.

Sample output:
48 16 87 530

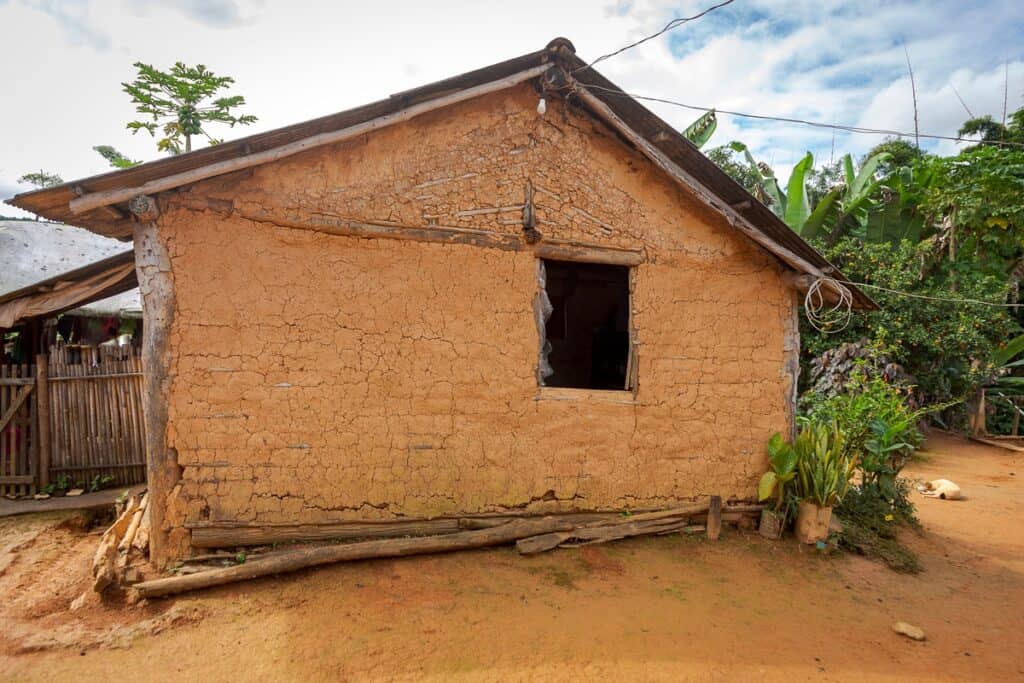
575 0 736 74
577 83 1024 149
842 280 1024 308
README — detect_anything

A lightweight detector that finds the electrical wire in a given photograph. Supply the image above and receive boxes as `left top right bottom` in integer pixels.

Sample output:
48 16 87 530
842 281 1024 308
804 277 853 333
574 0 737 74
577 83 1024 149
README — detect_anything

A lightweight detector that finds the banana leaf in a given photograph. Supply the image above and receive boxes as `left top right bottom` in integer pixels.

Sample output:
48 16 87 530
784 152 814 232
683 110 717 149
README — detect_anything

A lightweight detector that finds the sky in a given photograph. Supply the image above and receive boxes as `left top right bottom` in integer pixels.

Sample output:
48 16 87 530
1 0 1022 217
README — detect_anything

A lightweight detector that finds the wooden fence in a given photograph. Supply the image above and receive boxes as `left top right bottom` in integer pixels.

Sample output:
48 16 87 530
0 364 38 497
0 344 146 496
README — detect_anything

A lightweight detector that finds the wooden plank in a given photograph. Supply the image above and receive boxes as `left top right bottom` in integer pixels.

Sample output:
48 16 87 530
707 495 722 540
70 65 551 214
49 372 143 381
0 384 33 432
0 475 34 484
534 241 645 266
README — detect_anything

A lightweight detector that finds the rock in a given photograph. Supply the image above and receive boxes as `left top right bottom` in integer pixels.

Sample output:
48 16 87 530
70 590 100 612
66 489 85 497
892 621 926 641
33 493 50 500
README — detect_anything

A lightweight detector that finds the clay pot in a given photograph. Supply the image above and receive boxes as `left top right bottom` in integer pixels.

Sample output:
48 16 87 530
758 508 785 540
795 501 833 544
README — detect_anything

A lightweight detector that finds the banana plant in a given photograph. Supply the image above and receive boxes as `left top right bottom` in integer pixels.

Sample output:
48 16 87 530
725 142 891 242
758 432 799 512
817 152 892 245
683 110 718 149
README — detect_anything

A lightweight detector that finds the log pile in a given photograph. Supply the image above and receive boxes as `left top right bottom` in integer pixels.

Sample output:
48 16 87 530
92 490 150 593
130 499 760 600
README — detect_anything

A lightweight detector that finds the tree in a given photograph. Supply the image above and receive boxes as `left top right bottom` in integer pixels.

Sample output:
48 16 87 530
17 170 63 188
864 138 925 176
123 62 257 154
93 145 141 169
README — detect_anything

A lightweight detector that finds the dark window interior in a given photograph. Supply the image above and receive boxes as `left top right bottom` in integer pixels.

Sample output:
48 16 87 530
542 259 630 390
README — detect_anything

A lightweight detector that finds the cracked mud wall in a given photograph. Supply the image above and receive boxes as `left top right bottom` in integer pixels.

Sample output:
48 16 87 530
155 83 797 536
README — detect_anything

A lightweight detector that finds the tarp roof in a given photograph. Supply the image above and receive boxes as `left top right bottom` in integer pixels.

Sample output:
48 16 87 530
5 38 874 309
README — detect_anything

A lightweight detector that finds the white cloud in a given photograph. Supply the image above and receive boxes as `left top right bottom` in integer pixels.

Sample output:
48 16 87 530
1 0 1022 216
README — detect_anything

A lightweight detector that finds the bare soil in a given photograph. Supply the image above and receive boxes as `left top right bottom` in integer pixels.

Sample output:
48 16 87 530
1 432 1021 681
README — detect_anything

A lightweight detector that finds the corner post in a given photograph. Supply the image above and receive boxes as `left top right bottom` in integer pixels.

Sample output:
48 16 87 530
132 197 179 568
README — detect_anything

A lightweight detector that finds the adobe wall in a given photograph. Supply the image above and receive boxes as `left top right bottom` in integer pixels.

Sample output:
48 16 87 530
153 84 798 549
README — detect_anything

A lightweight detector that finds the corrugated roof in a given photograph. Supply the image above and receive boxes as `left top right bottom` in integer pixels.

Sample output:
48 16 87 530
0 220 140 319
5 38 874 309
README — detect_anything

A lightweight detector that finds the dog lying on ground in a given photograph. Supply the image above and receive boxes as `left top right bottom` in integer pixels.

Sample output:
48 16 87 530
918 479 962 500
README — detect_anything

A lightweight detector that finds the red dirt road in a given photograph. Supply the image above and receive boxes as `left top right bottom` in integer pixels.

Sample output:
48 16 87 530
1 432 1022 681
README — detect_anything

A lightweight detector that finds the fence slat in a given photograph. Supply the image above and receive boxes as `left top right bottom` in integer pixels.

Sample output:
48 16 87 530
3 343 150 493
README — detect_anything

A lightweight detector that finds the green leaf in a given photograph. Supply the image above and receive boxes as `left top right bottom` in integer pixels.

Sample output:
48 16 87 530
784 152 814 231
993 334 1024 367
683 110 717 149
802 186 842 239
758 471 778 502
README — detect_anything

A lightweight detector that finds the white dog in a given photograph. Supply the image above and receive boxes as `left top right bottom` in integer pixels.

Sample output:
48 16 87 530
918 479 962 500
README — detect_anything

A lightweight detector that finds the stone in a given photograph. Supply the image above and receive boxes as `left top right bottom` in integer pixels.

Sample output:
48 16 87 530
66 489 85 497
33 493 50 500
69 590 100 612
892 621 926 641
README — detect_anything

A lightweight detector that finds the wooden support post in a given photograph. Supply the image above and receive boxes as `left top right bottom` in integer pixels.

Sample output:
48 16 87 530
134 220 179 568
706 495 722 541
35 354 50 489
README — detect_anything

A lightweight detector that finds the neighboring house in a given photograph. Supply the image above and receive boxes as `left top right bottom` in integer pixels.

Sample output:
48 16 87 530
0 220 140 360
9 39 873 566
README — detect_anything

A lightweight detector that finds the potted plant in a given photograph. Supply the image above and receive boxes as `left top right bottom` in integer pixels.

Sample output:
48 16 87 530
793 420 857 544
757 432 798 539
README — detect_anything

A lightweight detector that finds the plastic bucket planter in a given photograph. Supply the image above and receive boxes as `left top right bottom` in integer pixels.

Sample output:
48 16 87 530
795 501 833 544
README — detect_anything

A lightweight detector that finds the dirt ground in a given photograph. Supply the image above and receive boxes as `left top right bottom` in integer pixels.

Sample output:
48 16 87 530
1 432 1021 681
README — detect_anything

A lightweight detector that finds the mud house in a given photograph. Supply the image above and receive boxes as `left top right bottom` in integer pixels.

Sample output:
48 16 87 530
9 39 872 565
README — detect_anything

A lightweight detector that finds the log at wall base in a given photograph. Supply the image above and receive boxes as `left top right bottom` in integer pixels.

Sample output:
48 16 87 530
132 517 583 599
133 502 759 599
187 504 762 549
190 512 641 548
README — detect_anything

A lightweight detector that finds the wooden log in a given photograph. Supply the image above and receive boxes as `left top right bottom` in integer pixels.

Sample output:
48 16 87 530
134 221 178 567
118 493 148 553
35 354 50 489
534 241 644 266
191 511 639 548
516 517 689 555
132 517 583 599
92 494 140 593
707 495 722 541
132 503 151 552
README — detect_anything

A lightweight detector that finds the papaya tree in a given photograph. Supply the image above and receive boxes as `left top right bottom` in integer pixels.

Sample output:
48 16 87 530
123 62 257 154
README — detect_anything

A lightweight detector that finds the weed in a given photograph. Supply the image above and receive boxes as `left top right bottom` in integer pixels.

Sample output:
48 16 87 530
835 480 922 573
